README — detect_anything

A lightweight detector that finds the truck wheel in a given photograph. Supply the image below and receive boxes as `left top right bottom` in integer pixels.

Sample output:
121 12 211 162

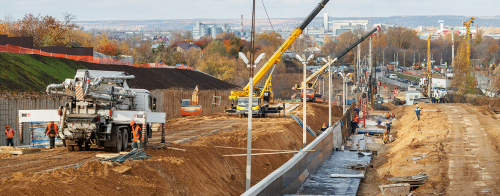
66 145 74 151
74 144 82 151
122 129 128 151
84 142 91 151
112 129 123 153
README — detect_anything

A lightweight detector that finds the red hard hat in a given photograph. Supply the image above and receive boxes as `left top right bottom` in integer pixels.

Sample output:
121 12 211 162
6 125 9 128
130 120 135 126
50 121 54 123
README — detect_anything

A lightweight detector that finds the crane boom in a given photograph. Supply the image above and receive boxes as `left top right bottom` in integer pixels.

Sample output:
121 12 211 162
297 26 380 88
230 0 329 100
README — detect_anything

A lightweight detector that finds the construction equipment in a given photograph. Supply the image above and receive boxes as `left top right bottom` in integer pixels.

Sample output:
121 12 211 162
181 85 202 116
458 17 476 94
421 35 432 97
228 0 330 117
293 26 381 101
18 70 166 153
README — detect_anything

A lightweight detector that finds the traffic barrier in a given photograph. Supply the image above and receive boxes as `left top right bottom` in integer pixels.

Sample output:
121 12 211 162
0 44 194 70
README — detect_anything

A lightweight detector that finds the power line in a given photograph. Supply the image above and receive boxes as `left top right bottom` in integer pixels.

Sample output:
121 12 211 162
260 0 275 32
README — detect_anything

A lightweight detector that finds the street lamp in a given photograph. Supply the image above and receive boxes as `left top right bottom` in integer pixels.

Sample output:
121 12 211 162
382 47 388 67
322 57 334 126
338 72 351 114
296 53 314 148
238 51 265 191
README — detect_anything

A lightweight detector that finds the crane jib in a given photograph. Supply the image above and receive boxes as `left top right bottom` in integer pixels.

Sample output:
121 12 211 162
241 0 329 92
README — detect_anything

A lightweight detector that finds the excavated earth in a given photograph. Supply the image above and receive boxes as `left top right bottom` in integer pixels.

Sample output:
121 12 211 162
0 102 343 195
360 102 500 195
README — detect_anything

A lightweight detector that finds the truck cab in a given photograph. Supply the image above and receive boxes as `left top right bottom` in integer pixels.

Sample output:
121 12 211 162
235 97 263 117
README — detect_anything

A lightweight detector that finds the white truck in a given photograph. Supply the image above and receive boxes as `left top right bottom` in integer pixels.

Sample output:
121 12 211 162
419 78 450 89
18 70 166 152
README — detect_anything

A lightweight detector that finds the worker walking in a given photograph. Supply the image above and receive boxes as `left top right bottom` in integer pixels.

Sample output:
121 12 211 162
354 106 360 116
131 120 142 149
415 105 421 121
4 125 15 146
45 121 58 149
385 120 392 134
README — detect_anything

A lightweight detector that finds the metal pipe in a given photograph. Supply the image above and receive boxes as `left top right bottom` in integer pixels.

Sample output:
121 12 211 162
59 103 69 139
46 84 64 95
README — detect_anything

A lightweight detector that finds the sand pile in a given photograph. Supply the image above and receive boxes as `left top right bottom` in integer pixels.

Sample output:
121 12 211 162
372 103 449 195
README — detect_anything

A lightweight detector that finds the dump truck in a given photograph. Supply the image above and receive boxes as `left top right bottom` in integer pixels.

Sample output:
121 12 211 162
18 70 166 152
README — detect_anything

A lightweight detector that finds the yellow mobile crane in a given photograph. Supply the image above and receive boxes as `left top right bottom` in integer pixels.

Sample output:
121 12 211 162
293 27 381 101
228 0 330 117
458 17 476 94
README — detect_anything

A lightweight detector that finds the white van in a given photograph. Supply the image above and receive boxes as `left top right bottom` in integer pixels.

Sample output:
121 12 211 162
389 74 397 79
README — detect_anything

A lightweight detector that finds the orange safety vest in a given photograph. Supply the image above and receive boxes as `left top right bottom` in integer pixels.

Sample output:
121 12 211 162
5 128 14 139
46 124 58 136
132 125 142 142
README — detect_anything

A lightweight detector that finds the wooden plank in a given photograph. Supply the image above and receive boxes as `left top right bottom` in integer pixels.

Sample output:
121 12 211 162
0 147 41 155
215 146 315 152
330 173 365 178
96 153 121 158
223 151 309 157
167 147 186 151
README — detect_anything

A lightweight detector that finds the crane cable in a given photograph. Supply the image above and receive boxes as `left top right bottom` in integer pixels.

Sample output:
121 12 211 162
260 0 275 33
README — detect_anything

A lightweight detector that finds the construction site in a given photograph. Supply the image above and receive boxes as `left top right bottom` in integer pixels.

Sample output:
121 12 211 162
2 0 500 196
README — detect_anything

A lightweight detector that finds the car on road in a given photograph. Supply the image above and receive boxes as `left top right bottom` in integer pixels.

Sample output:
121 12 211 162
410 81 418 86
389 74 397 79
376 68 381 72
403 79 409 83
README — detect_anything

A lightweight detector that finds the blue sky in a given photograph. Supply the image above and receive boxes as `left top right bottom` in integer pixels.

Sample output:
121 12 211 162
1 0 499 21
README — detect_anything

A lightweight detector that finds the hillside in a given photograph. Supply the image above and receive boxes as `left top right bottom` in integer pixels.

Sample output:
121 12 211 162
0 53 239 92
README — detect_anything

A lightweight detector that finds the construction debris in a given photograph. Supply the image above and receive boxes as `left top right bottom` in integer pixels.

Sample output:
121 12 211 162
387 174 429 185
344 163 371 170
0 147 41 155
112 165 133 174
379 183 411 196
101 149 152 163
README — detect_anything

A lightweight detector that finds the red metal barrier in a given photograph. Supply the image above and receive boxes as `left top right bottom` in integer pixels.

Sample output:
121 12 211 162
0 44 194 70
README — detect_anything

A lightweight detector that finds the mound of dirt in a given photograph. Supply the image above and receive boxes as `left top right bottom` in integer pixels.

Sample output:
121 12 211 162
82 63 239 90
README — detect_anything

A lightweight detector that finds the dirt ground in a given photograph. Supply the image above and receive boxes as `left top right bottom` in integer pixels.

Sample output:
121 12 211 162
359 102 500 195
0 102 342 195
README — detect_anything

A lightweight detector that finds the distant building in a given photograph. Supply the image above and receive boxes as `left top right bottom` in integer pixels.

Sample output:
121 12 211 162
173 42 200 53
192 21 245 40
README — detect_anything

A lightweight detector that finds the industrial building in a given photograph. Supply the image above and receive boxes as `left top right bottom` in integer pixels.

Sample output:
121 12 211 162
192 21 251 40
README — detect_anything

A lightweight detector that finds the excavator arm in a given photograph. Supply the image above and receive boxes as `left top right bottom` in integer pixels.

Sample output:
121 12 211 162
230 0 329 100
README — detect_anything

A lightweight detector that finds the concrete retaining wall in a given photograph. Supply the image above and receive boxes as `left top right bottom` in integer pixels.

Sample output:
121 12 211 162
242 105 354 196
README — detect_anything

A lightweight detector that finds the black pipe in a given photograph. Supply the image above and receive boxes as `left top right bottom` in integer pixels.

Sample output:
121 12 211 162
336 26 380 60
299 0 329 30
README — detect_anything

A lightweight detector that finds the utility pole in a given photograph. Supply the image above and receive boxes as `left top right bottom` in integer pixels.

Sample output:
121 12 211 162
246 0 256 190
369 36 373 106
452 27 455 68
297 54 313 148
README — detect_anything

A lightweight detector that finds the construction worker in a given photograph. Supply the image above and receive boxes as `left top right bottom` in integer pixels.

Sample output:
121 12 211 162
386 112 390 119
131 120 142 149
415 105 421 121
45 121 58 149
4 125 14 146
320 123 327 132
354 106 360 116
385 119 392 134
391 113 395 118
351 116 359 133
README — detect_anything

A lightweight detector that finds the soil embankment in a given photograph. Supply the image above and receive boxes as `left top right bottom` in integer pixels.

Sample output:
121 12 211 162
0 53 238 92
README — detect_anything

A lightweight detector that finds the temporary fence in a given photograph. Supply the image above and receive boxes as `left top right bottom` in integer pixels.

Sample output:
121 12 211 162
0 44 194 70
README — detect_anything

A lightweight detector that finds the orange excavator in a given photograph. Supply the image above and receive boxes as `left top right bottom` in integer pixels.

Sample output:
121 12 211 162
181 85 202 116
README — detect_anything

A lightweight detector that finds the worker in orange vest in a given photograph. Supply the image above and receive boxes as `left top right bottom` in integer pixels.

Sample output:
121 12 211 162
352 116 359 133
4 125 15 146
386 112 390 119
130 120 142 149
391 113 395 118
45 121 58 149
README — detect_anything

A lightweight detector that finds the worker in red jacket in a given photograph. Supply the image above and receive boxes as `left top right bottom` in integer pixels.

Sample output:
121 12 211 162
131 120 142 149
45 121 58 149
4 125 15 146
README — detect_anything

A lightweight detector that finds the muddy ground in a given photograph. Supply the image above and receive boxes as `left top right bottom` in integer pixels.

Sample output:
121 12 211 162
0 102 342 195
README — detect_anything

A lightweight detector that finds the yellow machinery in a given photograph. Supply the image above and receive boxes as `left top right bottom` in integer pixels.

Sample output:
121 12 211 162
228 0 330 117
421 35 432 97
181 85 201 116
292 27 381 101
458 17 476 94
